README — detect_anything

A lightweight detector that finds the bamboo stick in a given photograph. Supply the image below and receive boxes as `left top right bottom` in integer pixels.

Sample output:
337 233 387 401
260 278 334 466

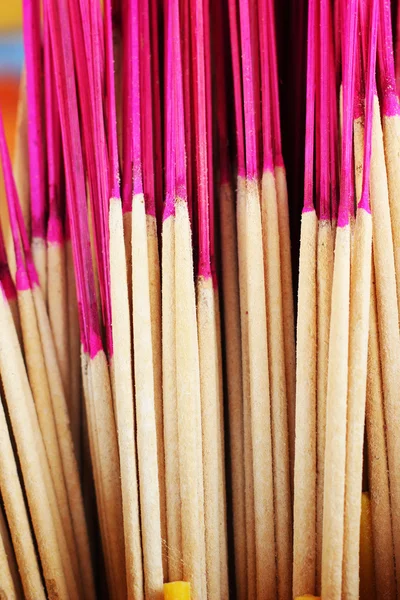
0 394 45 600
218 181 246 598
370 96 400 582
246 180 276 598
162 211 182 581
132 193 164 599
236 176 255 598
197 276 221 598
293 209 318 598
366 276 396 599
0 291 72 599
109 195 144 599
0 504 23 599
175 197 206 600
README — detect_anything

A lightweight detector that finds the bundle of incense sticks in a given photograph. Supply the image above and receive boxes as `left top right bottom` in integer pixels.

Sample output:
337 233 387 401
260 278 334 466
1 0 400 598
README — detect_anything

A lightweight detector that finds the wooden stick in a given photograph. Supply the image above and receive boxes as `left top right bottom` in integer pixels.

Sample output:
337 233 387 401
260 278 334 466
0 291 72 599
0 503 23 599
343 2 377 592
213 285 229 600
236 176 255 598
66 237 81 463
87 349 127 599
321 222 351 599
293 0 317 592
366 276 396 599
370 96 400 582
0 396 45 599
316 217 334 585
32 283 96 599
175 197 206 600
293 209 318 598
197 276 221 598
343 208 372 597
132 193 164 598
109 195 144 599
218 180 246 597
275 164 296 481
246 180 276 598
147 211 167 571
17 285 81 585
382 112 400 314
162 211 182 581
261 169 292 598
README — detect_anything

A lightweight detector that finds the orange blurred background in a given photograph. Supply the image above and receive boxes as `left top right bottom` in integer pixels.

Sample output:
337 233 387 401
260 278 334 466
0 1 23 151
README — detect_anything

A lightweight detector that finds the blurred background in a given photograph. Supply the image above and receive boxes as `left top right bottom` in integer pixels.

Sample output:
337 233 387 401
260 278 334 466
0 1 23 153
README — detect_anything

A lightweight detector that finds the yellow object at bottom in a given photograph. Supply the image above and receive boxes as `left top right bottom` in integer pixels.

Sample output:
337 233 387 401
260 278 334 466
164 581 191 600
295 595 321 599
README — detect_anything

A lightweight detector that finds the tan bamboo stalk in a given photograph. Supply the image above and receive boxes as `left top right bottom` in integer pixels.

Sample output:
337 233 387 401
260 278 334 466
131 192 164 598
109 195 144 599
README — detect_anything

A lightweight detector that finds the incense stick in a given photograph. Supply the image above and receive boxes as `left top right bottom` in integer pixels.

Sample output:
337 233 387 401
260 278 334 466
22 0 47 300
191 0 223 594
214 0 246 590
322 0 357 594
173 0 207 595
366 275 396 598
162 5 181 580
238 0 276 594
105 0 144 592
343 1 376 593
140 0 167 572
259 1 292 595
0 502 23 599
293 0 317 594
369 90 400 586
0 392 45 599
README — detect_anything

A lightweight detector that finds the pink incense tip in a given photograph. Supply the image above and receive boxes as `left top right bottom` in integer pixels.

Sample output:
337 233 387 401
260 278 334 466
274 154 285 168
198 262 212 280
0 267 16 300
162 193 175 221
382 89 400 116
47 214 65 244
89 329 103 359
15 267 31 291
358 193 371 213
